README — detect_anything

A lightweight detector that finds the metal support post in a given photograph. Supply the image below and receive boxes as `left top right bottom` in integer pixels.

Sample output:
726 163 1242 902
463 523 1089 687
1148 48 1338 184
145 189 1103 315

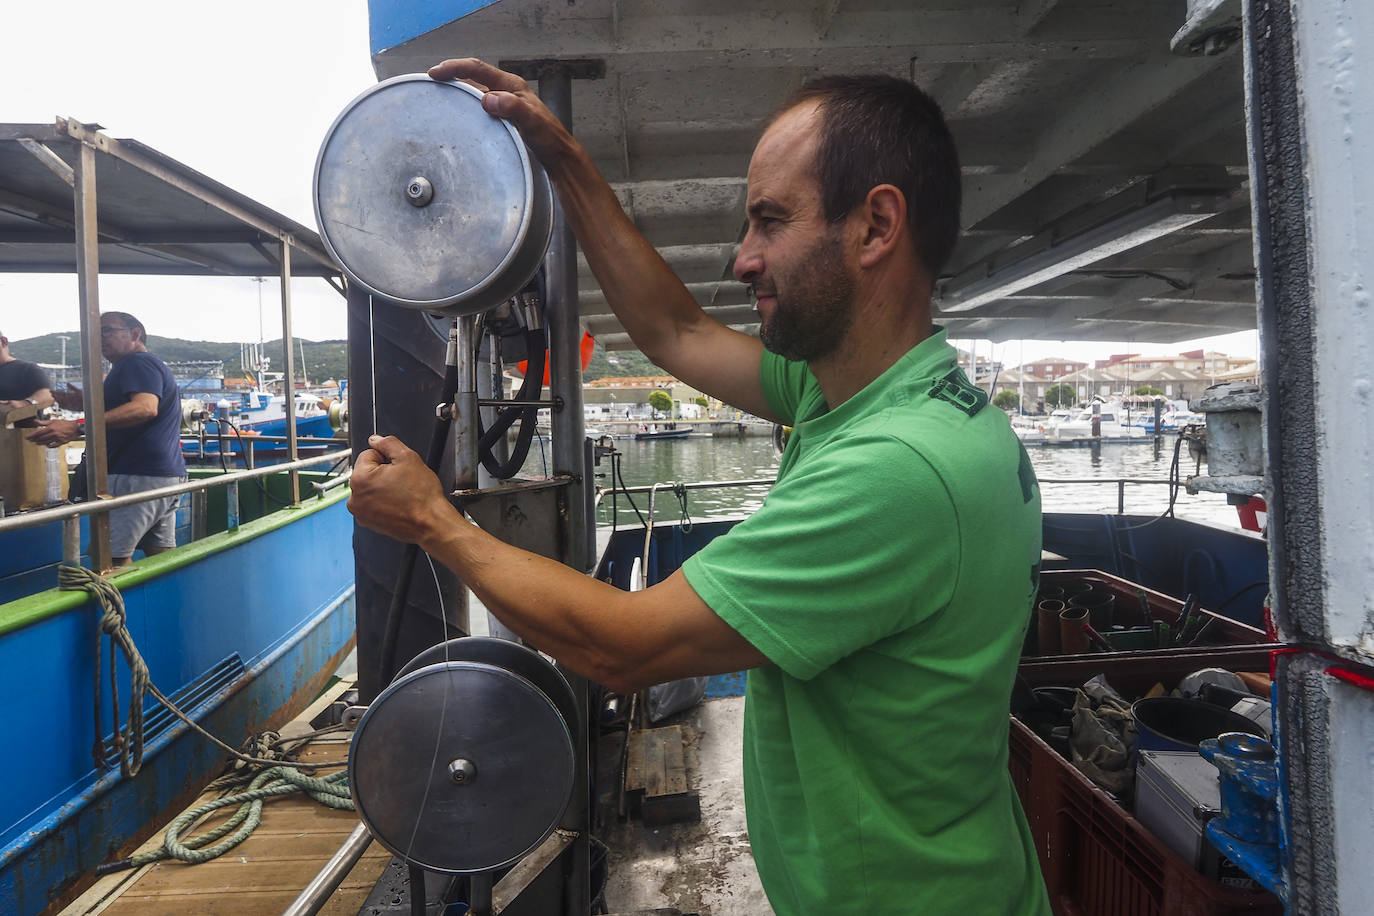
62 517 81 566
279 240 300 505
73 139 111 572
227 481 240 531
454 314 480 490
536 63 592 916
538 70 590 571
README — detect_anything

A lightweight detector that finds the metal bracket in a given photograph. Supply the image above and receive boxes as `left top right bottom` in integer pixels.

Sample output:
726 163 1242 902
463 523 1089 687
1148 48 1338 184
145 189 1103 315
17 139 74 186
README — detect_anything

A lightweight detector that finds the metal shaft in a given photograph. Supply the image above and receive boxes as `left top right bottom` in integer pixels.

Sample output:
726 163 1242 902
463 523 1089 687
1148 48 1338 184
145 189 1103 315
280 822 373 916
73 138 111 572
536 65 592 916
538 70 590 571
454 314 480 490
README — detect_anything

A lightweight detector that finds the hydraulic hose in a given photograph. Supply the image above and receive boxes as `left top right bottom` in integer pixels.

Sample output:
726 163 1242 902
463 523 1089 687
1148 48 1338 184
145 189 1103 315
476 327 546 479
378 322 461 685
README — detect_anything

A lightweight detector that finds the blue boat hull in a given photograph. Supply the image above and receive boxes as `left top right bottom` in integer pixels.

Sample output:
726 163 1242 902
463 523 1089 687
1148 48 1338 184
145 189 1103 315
0 492 355 916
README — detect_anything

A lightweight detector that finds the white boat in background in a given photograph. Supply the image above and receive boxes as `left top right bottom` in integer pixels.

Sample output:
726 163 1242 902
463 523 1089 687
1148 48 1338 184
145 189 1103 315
1044 400 1150 445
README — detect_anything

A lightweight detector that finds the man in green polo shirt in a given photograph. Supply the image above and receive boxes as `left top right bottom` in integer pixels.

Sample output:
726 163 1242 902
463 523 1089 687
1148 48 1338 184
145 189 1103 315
348 59 1049 914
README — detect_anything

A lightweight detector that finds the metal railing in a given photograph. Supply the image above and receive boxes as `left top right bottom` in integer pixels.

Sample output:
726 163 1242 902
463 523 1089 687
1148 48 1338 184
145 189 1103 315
1034 476 1176 515
596 475 1177 524
0 451 352 563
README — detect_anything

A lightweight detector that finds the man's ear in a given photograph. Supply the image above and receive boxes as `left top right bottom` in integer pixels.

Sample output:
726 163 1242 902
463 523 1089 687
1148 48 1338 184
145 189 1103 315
856 184 907 269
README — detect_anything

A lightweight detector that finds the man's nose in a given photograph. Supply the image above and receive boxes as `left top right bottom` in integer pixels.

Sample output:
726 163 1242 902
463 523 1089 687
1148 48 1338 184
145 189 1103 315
733 235 761 284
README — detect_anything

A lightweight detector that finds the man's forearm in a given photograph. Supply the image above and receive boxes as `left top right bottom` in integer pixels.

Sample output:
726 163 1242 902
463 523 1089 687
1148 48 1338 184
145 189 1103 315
420 512 635 688
544 148 711 370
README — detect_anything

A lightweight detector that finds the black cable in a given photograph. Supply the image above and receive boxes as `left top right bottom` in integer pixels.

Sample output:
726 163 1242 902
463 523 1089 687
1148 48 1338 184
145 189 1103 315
218 416 294 509
1100 432 1191 533
476 327 546 479
613 445 650 529
379 328 462 686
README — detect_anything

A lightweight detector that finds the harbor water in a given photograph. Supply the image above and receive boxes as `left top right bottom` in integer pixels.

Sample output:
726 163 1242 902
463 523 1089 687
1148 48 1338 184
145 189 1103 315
583 432 1245 531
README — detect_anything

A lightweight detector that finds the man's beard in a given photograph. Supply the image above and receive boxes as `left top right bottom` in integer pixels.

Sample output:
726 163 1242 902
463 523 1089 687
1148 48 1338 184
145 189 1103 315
757 229 856 362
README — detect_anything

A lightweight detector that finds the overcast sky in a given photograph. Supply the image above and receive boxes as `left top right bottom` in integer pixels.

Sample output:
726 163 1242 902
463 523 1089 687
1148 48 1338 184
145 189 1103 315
1 0 1258 367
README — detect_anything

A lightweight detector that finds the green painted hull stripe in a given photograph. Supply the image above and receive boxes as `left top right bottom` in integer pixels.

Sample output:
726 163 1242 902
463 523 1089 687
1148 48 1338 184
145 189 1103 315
0 486 351 638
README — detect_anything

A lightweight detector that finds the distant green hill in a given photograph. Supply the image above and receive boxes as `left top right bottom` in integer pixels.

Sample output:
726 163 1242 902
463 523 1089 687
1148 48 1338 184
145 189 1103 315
12 331 665 385
11 332 350 386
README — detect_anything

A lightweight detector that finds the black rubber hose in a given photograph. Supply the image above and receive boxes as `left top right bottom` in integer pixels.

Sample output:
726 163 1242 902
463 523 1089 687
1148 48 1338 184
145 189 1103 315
378 341 461 685
477 327 546 451
477 327 546 478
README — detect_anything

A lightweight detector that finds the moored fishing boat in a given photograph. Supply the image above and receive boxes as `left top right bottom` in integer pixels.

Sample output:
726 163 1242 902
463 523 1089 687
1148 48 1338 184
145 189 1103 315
0 121 355 916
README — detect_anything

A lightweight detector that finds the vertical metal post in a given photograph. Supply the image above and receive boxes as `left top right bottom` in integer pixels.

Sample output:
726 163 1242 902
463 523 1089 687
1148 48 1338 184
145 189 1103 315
454 315 479 490
279 240 300 505
538 71 590 571
536 66 591 916
63 517 81 565
469 872 493 916
191 489 207 541
227 481 240 531
73 139 111 572
1118 480 1125 515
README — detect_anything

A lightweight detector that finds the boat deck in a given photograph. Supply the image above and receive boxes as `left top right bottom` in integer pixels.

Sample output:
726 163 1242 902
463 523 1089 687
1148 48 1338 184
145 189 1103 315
58 678 389 916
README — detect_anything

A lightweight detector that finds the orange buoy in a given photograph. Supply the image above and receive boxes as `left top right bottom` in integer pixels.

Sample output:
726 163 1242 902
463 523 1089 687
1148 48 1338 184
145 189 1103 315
517 331 594 384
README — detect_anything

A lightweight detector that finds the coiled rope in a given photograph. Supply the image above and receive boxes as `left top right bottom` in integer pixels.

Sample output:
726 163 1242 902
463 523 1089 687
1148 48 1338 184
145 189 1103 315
60 563 355 872
101 767 353 873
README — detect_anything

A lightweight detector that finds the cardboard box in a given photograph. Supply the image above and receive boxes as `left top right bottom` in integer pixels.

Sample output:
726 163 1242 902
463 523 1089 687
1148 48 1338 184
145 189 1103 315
0 404 69 512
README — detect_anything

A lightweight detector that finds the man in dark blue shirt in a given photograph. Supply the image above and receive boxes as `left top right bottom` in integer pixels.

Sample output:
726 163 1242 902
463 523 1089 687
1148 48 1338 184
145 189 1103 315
0 329 55 411
29 312 187 565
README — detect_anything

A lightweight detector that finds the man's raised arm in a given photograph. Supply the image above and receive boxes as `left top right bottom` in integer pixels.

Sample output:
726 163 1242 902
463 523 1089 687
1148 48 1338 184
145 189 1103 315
428 58 779 424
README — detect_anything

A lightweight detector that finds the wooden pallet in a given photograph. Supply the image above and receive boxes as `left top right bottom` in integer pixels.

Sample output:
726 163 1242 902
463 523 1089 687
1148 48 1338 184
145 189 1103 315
60 679 390 916
623 725 700 826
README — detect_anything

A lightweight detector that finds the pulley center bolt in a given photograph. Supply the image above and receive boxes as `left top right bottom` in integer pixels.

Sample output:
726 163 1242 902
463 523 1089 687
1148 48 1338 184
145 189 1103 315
448 757 477 785
405 176 434 207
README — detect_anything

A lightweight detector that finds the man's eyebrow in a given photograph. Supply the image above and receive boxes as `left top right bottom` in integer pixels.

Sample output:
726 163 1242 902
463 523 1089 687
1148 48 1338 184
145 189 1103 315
747 198 784 219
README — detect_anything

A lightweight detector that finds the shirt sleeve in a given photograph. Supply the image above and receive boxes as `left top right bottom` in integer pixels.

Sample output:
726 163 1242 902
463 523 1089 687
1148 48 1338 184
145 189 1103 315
114 355 165 400
682 432 961 680
21 362 52 396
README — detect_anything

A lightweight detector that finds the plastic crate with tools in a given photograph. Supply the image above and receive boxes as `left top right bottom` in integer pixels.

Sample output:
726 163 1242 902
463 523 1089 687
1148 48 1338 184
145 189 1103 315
1010 647 1284 916
1028 569 1272 659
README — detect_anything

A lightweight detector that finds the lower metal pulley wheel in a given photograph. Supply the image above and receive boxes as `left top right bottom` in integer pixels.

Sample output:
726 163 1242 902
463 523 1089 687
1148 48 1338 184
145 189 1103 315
349 639 576 873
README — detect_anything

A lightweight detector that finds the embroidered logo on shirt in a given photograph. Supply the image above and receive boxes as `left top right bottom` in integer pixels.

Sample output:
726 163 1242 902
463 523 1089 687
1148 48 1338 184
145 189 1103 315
927 369 988 417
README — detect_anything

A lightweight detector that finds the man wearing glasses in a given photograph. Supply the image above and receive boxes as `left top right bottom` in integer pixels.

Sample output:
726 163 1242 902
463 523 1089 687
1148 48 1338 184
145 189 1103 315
29 312 187 566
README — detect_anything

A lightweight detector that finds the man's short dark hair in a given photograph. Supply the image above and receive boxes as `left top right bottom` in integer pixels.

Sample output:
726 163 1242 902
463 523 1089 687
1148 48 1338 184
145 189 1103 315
103 311 146 344
771 74 962 282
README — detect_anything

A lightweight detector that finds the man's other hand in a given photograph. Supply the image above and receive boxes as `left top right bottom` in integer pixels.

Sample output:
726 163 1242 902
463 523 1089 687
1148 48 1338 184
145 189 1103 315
26 418 80 447
348 435 456 546
427 58 576 175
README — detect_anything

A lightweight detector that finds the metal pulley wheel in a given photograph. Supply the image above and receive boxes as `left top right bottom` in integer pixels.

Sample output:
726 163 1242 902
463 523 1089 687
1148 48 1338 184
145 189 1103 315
349 638 576 873
313 73 554 314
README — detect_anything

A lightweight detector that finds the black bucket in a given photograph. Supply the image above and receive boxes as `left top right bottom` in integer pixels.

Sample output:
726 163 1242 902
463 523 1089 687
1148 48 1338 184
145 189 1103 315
1132 697 1266 752
1069 589 1116 630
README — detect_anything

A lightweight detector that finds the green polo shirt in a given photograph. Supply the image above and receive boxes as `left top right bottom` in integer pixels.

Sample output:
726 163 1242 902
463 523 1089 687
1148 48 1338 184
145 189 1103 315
683 328 1049 915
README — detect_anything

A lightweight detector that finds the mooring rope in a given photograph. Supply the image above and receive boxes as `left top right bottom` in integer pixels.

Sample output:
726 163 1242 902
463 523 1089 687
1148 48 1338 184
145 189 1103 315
98 766 353 873
60 563 357 872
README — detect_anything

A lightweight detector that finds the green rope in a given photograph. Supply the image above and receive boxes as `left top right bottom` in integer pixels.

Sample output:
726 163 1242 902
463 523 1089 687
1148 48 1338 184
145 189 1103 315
61 563 150 776
61 563 343 775
127 767 353 868
61 563 359 874
673 482 693 534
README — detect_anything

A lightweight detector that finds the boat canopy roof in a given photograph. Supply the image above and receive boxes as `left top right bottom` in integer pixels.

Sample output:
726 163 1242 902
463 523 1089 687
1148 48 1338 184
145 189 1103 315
370 0 1256 349
0 120 340 279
